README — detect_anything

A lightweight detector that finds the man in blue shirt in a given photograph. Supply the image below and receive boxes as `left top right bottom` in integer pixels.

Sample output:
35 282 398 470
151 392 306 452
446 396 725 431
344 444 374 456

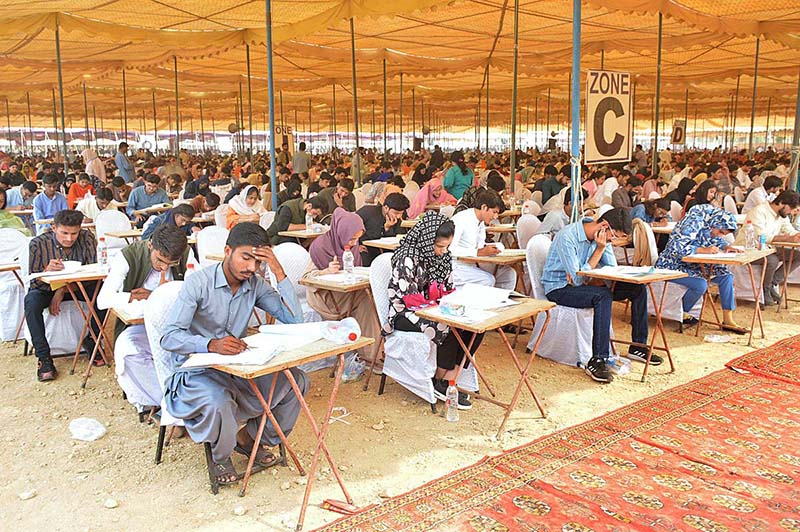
33 174 68 234
126 173 170 227
160 223 307 486
114 141 135 184
6 180 37 209
541 208 658 383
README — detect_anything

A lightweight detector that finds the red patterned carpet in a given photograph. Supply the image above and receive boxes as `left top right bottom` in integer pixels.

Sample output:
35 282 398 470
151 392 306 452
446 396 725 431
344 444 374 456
316 337 800 532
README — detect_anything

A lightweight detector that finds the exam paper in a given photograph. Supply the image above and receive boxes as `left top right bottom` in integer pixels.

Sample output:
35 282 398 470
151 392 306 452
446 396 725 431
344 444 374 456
423 306 497 324
440 283 518 310
181 346 280 369
498 248 526 257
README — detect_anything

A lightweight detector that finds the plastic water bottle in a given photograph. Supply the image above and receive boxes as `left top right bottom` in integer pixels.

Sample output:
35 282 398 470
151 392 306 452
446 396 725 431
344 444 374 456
185 262 196 278
744 220 756 250
97 237 108 273
445 380 459 422
320 317 361 344
522 202 531 215
342 246 355 282
305 212 314 232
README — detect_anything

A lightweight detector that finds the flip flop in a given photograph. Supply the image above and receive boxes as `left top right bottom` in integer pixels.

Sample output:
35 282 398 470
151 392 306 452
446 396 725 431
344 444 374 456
234 444 282 469
210 457 240 485
721 323 747 335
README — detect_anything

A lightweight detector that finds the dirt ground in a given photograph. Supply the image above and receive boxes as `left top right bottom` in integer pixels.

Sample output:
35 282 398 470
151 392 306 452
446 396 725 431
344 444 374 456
2 290 799 532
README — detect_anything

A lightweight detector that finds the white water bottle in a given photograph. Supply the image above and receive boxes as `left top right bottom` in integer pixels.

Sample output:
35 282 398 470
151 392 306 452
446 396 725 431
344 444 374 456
320 317 361 344
744 220 756 250
446 380 459 422
97 237 108 273
342 245 355 282
305 212 314 232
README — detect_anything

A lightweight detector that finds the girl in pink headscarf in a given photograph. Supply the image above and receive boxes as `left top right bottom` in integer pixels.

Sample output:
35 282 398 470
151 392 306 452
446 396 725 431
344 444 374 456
407 177 456 219
304 208 382 367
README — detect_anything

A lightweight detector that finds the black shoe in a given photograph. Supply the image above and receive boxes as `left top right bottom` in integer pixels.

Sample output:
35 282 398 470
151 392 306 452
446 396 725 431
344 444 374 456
584 358 613 383
37 359 58 382
682 316 699 326
432 378 448 402
770 284 782 304
627 348 663 366
82 337 97 356
457 391 472 410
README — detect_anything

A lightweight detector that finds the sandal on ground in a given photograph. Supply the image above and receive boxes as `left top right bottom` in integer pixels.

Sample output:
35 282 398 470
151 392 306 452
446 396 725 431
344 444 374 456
234 444 282 468
91 357 106 367
210 457 240 485
721 323 747 335
37 360 58 382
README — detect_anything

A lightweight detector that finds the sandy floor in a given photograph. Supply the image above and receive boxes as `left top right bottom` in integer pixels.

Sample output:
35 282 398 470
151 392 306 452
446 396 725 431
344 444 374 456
2 289 799 532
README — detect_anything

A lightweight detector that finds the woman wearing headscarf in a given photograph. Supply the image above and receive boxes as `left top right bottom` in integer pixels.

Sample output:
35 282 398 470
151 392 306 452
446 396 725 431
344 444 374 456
655 204 745 332
304 208 381 367
384 212 482 409
664 177 695 207
407 177 456 219
683 179 719 215
0 189 30 235
364 182 386 205
226 184 266 229
81 148 106 183
411 164 428 188
442 150 474 200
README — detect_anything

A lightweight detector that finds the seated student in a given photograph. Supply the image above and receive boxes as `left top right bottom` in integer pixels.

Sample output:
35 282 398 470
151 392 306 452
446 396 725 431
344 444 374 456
655 204 745 330
742 175 782 214
0 188 30 235
223 182 244 205
317 178 356 222
160 222 306 485
304 208 381 367
611 175 643 210
307 172 331 198
450 191 517 291
110 176 132 203
736 190 800 306
537 187 587 238
541 208 658 383
142 203 198 240
165 174 183 199
454 171 507 215
407 177 456 219
266 196 324 246
189 192 220 217
384 212 482 409
630 198 671 226
664 177 695 208
33 174 69 234
61 174 76 197
25 210 106 381
443 151 474 200
127 173 170 228
226 185 266 230
276 178 302 207
98 224 197 414
356 192 410 266
76 186 114 222
67 172 96 209
183 173 210 200
683 179 719 214
6 180 37 210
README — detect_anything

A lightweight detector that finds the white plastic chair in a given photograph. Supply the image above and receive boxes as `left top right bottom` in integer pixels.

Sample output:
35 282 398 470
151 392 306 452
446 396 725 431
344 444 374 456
525 235 611 367
531 190 543 207
596 204 614 218
514 186 532 202
648 191 662 200
734 188 745 203
516 215 542 250
670 201 683 223
353 189 366 210
259 211 276 230
0 228 30 341
723 195 738 214
95 209 131 258
213 204 229 228
144 281 187 465
367 253 477 408
196 226 229 267
403 182 419 204
359 183 372 200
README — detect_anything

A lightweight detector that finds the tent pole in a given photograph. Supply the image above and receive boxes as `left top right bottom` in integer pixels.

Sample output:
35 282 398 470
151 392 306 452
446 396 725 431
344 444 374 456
350 17 361 185
731 74 741 150
82 84 90 151
265 0 278 209
122 69 128 142
173 56 180 152
476 90 481 151
600 48 605 70
51 89 58 158
534 96 539 150
331 85 336 150
399 73 404 153
200 99 206 153
151 91 158 155
240 82 246 155
684 88 689 149
764 96 772 150
382 59 387 154
748 37 760 154
631 80 636 146
26 91 33 155
790 68 800 191
510 0 520 194
421 96 425 149
309 98 313 147
4 98 9 152
692 106 697 149
569 0 581 221
651 12 663 172
280 90 284 125
546 88 551 142
412 87 416 141
371 100 375 149
92 104 98 153
485 68 490 150
246 43 254 165
567 72 572 149
55 17 69 175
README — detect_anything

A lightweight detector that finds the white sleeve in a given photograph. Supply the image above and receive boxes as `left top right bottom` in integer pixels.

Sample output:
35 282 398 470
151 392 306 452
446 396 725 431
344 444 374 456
97 252 132 310
449 215 478 257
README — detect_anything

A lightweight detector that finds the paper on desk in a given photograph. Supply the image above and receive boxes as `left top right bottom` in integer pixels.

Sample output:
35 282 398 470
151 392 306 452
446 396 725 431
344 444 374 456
27 263 99 281
490 223 515 229
370 236 401 245
256 322 323 351
440 283 518 310
498 248 526 257
118 299 146 319
423 306 497 324
316 268 370 284
181 346 280 369
596 266 675 277
686 252 740 259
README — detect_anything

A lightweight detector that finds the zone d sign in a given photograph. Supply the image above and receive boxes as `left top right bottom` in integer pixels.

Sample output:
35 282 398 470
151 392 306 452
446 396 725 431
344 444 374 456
585 70 633 165
671 120 686 145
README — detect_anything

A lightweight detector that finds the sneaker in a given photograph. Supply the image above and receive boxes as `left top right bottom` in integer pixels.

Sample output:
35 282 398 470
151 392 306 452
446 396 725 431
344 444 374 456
457 391 472 410
432 378 448 402
37 359 58 382
627 348 663 366
584 358 613 383
682 315 699 326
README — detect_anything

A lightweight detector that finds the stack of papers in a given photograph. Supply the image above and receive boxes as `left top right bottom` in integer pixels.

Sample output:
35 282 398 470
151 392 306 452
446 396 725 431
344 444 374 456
596 266 675 277
423 306 497 324
370 236 402 245
440 284 518 311
316 267 370 284
498 248 526 257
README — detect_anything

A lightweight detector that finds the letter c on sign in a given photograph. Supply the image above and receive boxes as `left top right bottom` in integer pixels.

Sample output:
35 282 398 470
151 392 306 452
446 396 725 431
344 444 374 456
594 96 624 157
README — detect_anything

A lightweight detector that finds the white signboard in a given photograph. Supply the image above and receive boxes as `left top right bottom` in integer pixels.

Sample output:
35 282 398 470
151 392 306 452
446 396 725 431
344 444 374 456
585 70 633 164
274 125 294 156
671 119 686 145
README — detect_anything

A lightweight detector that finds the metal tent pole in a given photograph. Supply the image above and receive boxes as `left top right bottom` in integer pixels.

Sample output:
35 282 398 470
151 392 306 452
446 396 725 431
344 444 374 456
412 87 416 141
26 92 33 155
240 82 246 155
651 12 663 171
246 43 254 165
265 0 278 209
732 74 741 150
54 17 69 175
383 59 387 154
748 38 760 154
684 88 689 149
485 68 490 149
399 73 404 152
764 96 772 150
789 68 800 191
173 56 180 152
332 85 336 149
82 84 90 150
534 96 539 150
123 69 128 141
510 0 520 194
151 91 158 155
309 98 313 147
92 104 98 152
546 88 551 141
569 0 581 220
200 99 206 153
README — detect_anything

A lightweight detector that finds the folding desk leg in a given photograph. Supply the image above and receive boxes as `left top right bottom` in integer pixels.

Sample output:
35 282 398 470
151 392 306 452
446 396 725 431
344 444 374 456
77 281 112 367
68 284 92 375
450 330 494 397
746 260 767 346
642 282 672 383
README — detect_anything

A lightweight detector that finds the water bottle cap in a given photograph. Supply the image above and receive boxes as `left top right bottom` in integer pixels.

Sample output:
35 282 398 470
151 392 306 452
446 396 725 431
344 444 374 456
449 380 455 386
347 332 357 341
344 245 350 251
99 236 105 241
746 220 752 224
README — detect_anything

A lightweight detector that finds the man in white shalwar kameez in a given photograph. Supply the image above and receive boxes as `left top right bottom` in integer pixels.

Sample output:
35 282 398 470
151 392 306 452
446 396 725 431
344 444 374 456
97 224 197 413
450 190 517 291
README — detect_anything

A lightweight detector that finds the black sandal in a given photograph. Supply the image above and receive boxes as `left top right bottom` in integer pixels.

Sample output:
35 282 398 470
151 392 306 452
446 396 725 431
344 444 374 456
210 457 240 485
234 444 282 469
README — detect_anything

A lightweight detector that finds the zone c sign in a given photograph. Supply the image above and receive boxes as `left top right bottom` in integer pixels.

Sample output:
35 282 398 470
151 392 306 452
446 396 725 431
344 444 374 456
585 70 633 165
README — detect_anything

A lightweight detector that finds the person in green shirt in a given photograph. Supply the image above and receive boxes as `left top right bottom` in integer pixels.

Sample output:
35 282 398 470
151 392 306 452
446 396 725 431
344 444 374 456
266 196 325 246
442 150 474 200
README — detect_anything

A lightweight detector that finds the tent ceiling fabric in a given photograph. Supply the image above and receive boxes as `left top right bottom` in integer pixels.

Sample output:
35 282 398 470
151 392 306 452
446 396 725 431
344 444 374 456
0 0 797 133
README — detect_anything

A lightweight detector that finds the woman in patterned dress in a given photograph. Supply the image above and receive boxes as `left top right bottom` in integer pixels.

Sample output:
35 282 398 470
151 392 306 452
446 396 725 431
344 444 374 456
384 211 484 409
